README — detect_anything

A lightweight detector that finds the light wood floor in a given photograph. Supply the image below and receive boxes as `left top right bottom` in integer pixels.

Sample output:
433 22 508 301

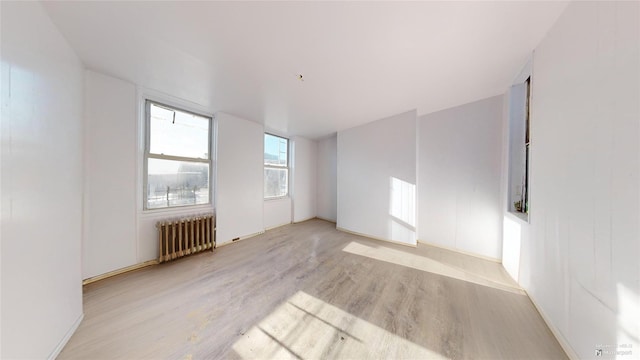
60 219 567 359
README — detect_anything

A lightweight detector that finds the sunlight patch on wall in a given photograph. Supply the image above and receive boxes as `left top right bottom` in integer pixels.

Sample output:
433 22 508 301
616 283 639 357
502 215 522 283
232 291 444 359
389 177 416 244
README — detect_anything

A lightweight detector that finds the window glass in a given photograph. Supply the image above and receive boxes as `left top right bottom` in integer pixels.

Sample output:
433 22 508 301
264 133 289 198
264 133 288 166
149 103 209 159
264 167 288 198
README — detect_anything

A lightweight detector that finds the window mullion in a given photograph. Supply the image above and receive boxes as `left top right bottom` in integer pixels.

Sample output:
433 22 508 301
148 153 210 163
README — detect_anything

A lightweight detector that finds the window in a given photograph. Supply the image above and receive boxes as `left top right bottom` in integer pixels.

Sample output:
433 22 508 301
144 100 211 210
264 133 289 198
508 77 531 216
523 77 531 213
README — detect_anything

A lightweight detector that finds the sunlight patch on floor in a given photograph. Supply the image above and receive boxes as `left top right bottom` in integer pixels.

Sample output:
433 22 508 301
232 291 445 359
342 241 525 295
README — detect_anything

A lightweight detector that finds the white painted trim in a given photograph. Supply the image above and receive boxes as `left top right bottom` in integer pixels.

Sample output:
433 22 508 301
417 238 502 263
526 290 578 360
134 87 216 213
264 196 291 202
293 216 317 224
512 54 533 86
139 204 214 217
504 210 529 225
216 230 266 247
337 227 417 248
82 260 158 285
47 313 84 360
315 216 337 224
265 222 292 231
142 100 213 212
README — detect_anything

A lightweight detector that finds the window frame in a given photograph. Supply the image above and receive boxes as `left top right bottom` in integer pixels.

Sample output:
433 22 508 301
523 76 531 214
143 99 213 210
263 133 290 200
507 76 531 221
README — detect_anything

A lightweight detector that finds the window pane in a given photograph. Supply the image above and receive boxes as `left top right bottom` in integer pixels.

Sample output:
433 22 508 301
147 158 209 209
149 103 210 159
264 134 288 166
264 167 288 198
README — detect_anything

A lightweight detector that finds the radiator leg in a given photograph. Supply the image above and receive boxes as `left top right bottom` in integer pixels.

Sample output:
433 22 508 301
171 222 176 260
178 221 184 257
158 222 163 263
163 223 169 262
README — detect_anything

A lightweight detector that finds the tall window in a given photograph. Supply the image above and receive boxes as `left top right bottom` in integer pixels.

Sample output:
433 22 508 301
508 77 531 216
264 133 289 198
523 77 531 213
144 100 212 209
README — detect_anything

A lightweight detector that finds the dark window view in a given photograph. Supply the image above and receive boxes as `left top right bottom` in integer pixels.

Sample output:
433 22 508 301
522 77 531 214
146 101 211 209
264 133 288 198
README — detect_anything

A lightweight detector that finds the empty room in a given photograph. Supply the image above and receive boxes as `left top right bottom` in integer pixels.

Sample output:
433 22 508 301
1 1 638 359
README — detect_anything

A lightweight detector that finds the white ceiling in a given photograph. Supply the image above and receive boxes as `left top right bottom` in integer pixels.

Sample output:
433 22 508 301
42 1 568 139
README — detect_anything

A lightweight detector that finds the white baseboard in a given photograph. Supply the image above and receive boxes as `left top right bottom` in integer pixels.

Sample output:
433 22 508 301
216 230 266 248
526 291 578 360
314 216 337 224
293 216 316 224
337 227 417 248
265 222 291 231
83 260 158 285
417 239 501 263
48 313 84 360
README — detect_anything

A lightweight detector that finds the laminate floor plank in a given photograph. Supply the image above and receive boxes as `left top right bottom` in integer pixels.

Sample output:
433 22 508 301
59 219 567 359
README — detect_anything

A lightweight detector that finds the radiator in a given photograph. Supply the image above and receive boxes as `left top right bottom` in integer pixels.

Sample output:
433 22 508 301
157 214 215 263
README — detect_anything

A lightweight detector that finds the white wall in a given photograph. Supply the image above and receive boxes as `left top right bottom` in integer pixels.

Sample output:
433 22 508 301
83 74 217 274
82 70 322 276
418 95 504 260
337 110 417 245
292 136 317 222
316 135 337 222
217 112 264 244
264 198 291 229
84 71 137 279
1 2 84 358
512 2 640 358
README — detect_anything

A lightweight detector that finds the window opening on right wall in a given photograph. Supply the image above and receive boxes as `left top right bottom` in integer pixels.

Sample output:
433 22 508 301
508 76 531 218
523 76 531 214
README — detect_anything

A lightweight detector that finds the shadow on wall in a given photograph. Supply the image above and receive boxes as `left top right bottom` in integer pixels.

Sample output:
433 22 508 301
389 177 416 244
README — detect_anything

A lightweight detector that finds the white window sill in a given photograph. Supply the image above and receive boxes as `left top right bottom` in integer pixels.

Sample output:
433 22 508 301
506 210 529 224
264 196 290 202
141 203 214 216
